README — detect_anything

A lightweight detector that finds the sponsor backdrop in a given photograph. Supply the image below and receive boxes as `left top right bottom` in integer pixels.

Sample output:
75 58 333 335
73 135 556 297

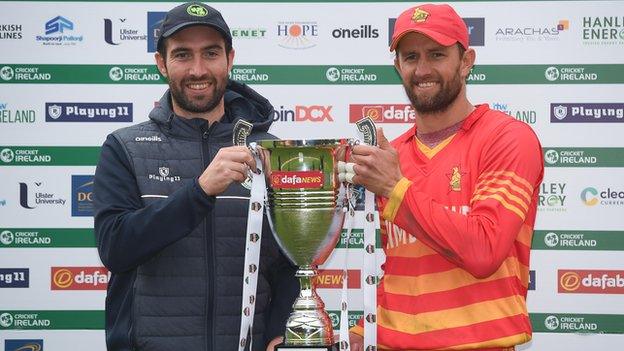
1 0 623 350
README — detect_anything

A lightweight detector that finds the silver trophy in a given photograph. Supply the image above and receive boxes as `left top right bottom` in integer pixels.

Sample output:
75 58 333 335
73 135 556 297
234 119 376 350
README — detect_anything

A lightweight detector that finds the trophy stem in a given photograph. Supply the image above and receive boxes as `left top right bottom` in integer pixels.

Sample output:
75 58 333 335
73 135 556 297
283 265 334 346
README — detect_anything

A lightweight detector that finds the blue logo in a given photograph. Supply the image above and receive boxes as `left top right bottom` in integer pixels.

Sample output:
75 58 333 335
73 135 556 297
0 268 29 288
529 270 536 290
5 339 43 351
388 17 485 47
147 12 166 52
72 175 94 217
45 16 73 35
45 102 133 122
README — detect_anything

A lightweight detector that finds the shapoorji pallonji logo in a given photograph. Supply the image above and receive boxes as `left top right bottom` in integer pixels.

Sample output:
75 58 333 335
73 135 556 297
36 16 83 46
559 270 624 294
270 171 324 189
51 267 110 290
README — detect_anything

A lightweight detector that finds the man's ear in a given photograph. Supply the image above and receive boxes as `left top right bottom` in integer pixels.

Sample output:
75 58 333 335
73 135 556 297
460 48 475 80
227 48 236 72
155 52 168 79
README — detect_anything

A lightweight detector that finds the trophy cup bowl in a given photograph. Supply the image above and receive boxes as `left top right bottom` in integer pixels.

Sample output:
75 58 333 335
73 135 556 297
256 139 351 350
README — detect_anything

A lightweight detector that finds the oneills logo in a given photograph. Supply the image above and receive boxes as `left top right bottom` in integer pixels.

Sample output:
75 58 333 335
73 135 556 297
412 8 430 23
271 171 323 189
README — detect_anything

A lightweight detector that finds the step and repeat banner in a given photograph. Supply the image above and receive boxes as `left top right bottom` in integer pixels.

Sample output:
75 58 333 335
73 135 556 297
1 1 623 350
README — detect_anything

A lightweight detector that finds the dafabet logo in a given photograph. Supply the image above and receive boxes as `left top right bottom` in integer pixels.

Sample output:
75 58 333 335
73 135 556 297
559 269 624 294
315 269 361 289
51 267 110 290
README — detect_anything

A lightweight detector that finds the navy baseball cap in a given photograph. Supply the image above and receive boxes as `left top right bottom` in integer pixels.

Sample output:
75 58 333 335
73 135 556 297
156 2 232 51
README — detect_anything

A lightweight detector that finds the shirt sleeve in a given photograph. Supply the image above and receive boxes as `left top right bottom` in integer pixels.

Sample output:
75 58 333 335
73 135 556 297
93 134 215 273
381 122 544 278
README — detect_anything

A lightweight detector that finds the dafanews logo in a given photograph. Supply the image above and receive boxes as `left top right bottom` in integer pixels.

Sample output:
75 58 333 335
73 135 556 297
543 231 598 249
544 66 598 82
4 339 43 351
36 16 83 45
0 268 29 288
582 16 624 45
0 24 23 40
272 105 333 122
325 67 378 83
551 103 624 123
495 19 569 42
538 182 567 212
0 230 53 246
315 270 361 289
0 312 51 328
277 21 318 49
349 104 415 123
491 102 537 124
229 68 269 82
271 171 323 189
559 270 624 294
388 18 484 46
0 66 52 82
19 182 66 209
51 267 110 290
0 102 35 124
71 175 94 217
581 187 624 206
46 102 132 122
108 66 161 82
104 18 147 45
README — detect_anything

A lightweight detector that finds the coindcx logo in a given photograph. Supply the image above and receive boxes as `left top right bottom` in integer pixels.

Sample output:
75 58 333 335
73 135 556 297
46 102 132 122
272 105 333 122
4 339 43 351
551 103 624 122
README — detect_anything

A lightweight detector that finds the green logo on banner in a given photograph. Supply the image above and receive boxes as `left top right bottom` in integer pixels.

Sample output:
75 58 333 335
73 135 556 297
0 147 100 166
531 313 624 334
533 230 624 250
335 229 382 249
327 310 363 329
0 311 104 330
543 148 624 167
0 229 96 248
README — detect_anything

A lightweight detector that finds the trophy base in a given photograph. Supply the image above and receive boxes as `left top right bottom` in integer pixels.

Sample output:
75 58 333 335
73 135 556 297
275 342 339 351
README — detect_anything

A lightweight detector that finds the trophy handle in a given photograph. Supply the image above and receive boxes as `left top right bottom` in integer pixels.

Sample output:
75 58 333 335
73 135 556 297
355 116 377 146
233 119 253 146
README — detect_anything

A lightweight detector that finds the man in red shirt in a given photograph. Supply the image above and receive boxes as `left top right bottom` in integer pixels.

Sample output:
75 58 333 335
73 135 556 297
348 4 544 350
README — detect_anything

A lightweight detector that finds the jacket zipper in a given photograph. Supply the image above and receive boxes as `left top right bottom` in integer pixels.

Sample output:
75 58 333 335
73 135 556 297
200 126 215 351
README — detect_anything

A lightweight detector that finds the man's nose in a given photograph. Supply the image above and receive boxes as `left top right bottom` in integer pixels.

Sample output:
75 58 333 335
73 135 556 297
188 56 208 77
413 58 433 78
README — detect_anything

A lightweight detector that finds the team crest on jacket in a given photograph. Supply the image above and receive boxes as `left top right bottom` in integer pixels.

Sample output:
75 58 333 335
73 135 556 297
447 166 464 192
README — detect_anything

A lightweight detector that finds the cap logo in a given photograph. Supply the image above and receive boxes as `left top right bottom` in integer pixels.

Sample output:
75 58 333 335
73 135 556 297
187 4 208 17
412 8 430 23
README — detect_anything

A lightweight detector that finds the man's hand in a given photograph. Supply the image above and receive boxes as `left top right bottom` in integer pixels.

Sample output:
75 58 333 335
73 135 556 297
351 128 403 197
349 332 364 351
198 146 257 196
266 336 283 351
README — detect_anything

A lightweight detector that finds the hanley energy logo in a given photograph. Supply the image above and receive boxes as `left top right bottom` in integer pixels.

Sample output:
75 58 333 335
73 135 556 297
551 103 624 122
0 268 29 288
4 339 43 351
36 16 83 45
582 16 624 45
538 182 567 212
559 270 624 294
581 186 624 206
51 267 110 290
349 104 415 123
277 21 318 49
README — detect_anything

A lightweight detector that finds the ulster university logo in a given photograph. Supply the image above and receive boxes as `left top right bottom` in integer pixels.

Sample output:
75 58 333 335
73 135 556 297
412 8 429 23
447 166 463 192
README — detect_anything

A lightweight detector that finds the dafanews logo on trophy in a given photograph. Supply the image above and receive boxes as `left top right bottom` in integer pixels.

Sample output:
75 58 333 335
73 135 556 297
45 102 132 122
36 16 83 45
71 175 94 217
277 21 318 49
4 339 44 351
0 268 29 288
0 102 35 124
551 103 624 123
559 269 624 294
272 105 333 122
51 267 110 290
349 104 415 123
315 270 361 289
271 171 324 189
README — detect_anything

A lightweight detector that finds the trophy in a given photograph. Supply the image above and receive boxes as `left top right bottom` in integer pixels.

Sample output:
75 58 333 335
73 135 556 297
235 119 377 351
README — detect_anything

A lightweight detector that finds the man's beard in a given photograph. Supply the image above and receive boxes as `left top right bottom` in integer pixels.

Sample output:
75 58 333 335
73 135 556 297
403 68 463 114
169 75 228 114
